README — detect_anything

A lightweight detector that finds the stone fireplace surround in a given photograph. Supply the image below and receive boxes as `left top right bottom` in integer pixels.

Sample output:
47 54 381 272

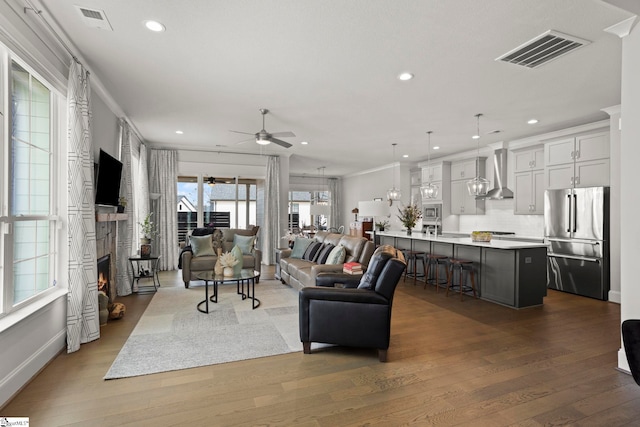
95 213 127 301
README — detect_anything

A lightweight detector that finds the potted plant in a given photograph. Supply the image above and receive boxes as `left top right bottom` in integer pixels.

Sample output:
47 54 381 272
375 219 390 232
138 213 159 257
397 204 422 235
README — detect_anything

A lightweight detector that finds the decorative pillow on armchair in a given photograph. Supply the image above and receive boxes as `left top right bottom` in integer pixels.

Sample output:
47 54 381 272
231 245 243 275
190 234 215 257
233 234 255 255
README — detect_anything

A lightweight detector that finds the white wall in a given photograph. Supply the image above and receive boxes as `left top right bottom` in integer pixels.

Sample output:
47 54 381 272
619 21 640 372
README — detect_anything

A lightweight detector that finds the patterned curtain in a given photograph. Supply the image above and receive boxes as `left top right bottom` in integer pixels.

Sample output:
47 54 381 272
328 177 341 229
66 61 99 353
116 119 135 295
149 149 179 270
262 156 280 264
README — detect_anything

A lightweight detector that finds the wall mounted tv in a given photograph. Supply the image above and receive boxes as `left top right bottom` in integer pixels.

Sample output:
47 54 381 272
95 149 123 207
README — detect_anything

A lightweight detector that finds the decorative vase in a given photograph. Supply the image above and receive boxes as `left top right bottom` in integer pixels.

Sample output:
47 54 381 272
223 266 234 277
140 238 151 258
214 248 224 275
406 228 412 236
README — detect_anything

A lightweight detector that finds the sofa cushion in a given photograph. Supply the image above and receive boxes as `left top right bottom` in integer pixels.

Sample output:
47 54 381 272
190 234 215 257
322 233 343 247
314 243 335 264
326 244 346 264
338 235 366 263
291 237 313 258
303 241 323 261
233 234 255 255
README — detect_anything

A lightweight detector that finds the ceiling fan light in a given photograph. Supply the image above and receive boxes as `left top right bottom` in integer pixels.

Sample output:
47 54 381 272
256 137 270 145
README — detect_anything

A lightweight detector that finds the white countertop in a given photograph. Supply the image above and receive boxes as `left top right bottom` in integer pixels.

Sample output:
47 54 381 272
376 231 548 249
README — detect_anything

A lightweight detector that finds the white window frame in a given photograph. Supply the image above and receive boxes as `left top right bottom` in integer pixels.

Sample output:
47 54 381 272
0 45 66 321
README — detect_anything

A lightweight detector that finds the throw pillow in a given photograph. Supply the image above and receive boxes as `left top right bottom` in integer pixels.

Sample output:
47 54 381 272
325 244 346 265
303 241 323 261
231 245 243 275
290 237 313 259
315 243 335 264
233 234 255 255
190 234 215 257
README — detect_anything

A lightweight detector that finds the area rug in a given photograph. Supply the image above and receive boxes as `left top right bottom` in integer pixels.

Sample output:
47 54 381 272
104 280 301 379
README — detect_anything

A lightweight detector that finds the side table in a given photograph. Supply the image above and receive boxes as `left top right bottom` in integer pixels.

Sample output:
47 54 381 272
129 255 161 294
274 247 289 281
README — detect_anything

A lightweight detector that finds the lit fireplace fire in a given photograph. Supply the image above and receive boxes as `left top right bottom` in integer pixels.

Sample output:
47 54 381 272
97 254 111 301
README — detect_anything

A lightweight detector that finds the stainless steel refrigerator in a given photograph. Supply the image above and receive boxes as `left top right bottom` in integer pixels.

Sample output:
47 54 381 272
544 186 609 300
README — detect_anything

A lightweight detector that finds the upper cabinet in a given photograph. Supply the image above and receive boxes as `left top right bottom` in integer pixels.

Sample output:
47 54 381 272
512 145 545 215
450 158 485 215
421 164 442 183
514 146 544 173
545 131 610 189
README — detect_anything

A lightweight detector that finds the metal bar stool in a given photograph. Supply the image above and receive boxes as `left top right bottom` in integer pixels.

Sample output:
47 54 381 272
424 254 449 292
403 250 427 285
446 258 478 301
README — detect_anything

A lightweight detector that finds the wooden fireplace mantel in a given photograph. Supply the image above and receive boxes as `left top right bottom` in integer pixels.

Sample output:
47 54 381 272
95 213 128 222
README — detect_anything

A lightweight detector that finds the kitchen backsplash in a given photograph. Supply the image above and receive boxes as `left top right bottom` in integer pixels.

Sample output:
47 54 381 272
458 199 544 237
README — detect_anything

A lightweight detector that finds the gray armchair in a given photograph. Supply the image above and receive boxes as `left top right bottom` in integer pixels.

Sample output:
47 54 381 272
298 245 406 362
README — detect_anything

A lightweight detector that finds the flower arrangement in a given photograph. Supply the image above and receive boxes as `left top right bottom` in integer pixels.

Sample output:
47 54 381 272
375 219 390 231
139 212 159 240
219 251 239 268
397 204 422 230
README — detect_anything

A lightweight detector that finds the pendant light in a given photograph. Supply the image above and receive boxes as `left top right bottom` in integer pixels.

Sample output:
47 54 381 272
420 131 439 200
466 113 490 197
387 143 402 204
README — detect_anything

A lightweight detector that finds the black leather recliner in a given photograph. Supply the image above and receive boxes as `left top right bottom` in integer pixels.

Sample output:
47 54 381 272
622 319 640 386
298 245 406 362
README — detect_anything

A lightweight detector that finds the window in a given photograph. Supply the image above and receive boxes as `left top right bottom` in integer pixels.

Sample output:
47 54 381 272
1 54 62 315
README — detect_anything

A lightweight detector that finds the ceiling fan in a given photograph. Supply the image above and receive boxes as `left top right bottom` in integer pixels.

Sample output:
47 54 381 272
230 108 295 148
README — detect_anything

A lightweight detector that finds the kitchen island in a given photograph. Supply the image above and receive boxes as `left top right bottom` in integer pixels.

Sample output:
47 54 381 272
376 231 548 309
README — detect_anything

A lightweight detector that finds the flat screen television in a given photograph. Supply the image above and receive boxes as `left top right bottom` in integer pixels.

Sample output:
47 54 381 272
95 149 123 206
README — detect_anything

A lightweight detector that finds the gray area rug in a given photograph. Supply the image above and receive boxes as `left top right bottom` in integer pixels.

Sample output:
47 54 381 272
104 280 301 379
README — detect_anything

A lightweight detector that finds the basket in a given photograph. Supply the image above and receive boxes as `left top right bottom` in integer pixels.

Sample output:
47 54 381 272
471 232 492 242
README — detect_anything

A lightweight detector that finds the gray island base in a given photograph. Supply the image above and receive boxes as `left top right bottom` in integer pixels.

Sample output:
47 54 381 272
377 231 548 309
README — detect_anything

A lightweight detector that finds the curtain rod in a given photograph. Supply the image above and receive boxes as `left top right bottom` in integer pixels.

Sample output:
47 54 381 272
23 1 82 66
155 146 277 157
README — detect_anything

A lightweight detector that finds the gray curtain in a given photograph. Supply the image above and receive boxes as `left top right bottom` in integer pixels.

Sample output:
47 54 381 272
116 119 135 295
149 149 179 270
66 61 99 353
328 177 341 229
262 156 280 264
137 143 150 236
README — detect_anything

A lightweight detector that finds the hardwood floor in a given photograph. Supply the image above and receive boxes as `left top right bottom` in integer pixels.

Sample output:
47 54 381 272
3 267 640 426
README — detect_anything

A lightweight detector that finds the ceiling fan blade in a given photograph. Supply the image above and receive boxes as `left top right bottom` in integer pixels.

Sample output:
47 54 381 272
270 131 296 138
268 137 292 148
234 137 255 145
229 130 256 136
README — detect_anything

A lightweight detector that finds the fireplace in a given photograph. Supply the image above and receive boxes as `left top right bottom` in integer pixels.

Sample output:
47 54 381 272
97 255 111 301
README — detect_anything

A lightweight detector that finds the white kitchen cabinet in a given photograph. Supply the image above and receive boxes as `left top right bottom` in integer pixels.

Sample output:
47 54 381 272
421 164 442 183
544 131 610 189
514 169 544 214
514 146 544 172
450 159 478 180
451 179 485 215
449 158 486 215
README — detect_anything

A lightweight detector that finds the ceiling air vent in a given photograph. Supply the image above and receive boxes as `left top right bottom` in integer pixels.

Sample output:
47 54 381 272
496 30 590 69
74 6 113 31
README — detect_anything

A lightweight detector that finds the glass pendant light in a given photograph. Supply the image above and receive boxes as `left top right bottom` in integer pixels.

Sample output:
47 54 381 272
387 143 402 203
466 113 490 197
420 131 439 199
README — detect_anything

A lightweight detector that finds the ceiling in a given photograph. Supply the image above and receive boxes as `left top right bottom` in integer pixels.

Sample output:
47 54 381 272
37 0 634 177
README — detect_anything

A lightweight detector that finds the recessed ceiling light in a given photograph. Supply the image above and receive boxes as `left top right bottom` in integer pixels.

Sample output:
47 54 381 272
301 141 308 145
402 154 409 158
472 135 480 140
398 72 414 81
433 146 440 150
175 130 183 134
144 20 165 32
528 118 539 124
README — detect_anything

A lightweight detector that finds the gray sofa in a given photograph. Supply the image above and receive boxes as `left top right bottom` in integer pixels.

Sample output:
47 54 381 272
279 231 375 290
181 227 262 288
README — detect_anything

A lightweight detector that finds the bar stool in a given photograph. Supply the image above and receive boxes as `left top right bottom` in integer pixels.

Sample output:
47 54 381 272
424 254 449 292
403 250 427 285
447 258 478 301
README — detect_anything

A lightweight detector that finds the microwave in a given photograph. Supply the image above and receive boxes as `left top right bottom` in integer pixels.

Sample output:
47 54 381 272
424 205 440 220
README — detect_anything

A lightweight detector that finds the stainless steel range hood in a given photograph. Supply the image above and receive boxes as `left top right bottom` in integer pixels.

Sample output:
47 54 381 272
478 148 513 200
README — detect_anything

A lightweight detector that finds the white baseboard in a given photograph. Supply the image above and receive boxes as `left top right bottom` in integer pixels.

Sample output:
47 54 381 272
0 329 66 409
609 290 621 304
